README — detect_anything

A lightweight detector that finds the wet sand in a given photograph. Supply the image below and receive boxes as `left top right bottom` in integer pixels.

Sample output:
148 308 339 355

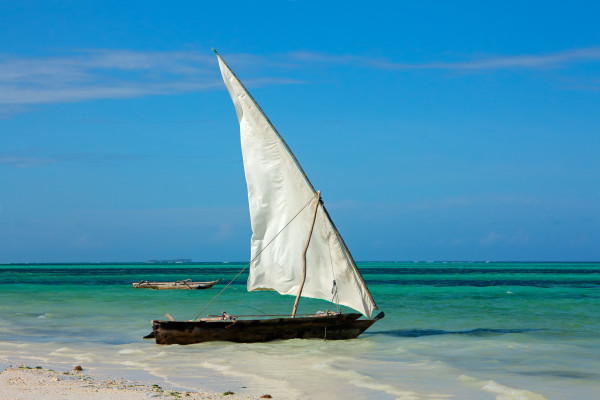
0 364 263 400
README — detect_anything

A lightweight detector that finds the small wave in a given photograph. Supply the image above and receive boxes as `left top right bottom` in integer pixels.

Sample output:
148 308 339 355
117 348 145 356
459 375 549 400
371 328 544 338
200 361 303 398
49 347 95 363
316 361 450 400
119 360 149 368
50 346 74 354
365 278 600 288
517 370 598 379
481 378 548 400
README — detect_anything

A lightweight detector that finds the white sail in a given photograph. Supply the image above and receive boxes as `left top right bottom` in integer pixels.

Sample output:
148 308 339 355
217 54 377 318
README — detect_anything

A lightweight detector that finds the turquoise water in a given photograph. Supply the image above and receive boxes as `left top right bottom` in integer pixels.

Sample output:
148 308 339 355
1 262 599 399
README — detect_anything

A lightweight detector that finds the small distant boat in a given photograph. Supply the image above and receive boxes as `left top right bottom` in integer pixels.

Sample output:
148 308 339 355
132 279 222 290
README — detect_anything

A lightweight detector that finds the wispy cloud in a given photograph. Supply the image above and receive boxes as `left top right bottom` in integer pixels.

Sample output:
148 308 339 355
564 79 600 91
0 50 215 85
480 230 530 246
289 47 600 70
0 49 308 116
0 50 221 108
2 47 598 116
424 48 600 70
0 149 145 168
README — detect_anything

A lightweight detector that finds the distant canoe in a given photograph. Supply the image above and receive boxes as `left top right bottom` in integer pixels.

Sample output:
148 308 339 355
132 279 222 290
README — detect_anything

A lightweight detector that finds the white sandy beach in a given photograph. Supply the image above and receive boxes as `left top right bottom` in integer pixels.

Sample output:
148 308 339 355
0 364 261 400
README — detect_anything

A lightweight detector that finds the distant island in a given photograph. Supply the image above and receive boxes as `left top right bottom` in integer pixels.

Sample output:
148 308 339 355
145 259 192 264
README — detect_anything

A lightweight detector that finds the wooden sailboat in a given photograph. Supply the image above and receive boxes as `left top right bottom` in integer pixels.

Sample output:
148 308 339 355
132 279 221 290
150 50 384 344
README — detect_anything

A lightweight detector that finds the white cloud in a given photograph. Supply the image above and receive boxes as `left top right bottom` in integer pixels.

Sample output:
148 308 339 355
2 47 598 116
290 47 600 70
0 81 221 105
71 233 103 249
480 231 504 246
0 50 222 107
480 230 530 247
216 223 234 241
0 155 52 168
508 230 530 245
0 50 215 84
0 150 144 168
0 49 309 116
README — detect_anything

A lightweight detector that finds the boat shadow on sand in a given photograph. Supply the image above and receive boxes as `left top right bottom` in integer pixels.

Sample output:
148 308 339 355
368 327 545 338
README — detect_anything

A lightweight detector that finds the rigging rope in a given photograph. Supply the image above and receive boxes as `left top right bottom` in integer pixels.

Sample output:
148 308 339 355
322 199 340 314
326 279 340 314
193 192 319 321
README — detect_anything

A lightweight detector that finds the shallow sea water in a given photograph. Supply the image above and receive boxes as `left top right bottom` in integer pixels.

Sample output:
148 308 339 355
0 262 598 399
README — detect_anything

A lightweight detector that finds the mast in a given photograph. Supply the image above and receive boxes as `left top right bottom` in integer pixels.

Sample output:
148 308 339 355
291 191 321 318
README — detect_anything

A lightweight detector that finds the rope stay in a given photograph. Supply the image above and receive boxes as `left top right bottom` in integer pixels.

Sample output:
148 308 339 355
322 200 341 314
193 192 319 321
326 279 341 314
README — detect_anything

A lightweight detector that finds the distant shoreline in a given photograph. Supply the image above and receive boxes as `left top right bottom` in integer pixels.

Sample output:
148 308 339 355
1 260 599 266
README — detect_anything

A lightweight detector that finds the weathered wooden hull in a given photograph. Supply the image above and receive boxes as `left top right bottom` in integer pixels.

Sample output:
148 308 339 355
132 279 221 290
151 312 384 344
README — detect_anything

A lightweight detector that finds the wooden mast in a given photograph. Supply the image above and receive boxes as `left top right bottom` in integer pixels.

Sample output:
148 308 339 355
291 191 321 318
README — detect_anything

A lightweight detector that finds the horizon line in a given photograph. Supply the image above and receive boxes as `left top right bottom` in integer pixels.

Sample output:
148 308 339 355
1 260 599 265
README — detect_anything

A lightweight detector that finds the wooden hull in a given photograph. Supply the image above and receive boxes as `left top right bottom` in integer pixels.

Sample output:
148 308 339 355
132 279 221 290
151 312 384 344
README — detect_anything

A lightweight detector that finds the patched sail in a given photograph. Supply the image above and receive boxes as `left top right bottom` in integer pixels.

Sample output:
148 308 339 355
216 54 377 318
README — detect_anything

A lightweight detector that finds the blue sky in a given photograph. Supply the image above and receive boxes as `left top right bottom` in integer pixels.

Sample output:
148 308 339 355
1 1 599 262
